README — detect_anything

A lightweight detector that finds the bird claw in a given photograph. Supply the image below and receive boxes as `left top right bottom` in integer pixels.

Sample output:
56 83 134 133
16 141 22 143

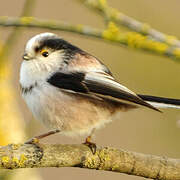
24 129 60 145
83 136 97 154
83 141 97 154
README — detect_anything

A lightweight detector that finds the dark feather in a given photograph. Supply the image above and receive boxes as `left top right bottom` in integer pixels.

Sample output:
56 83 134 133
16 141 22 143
20 82 38 95
47 71 160 112
84 75 160 112
38 38 83 55
47 72 88 93
139 94 180 106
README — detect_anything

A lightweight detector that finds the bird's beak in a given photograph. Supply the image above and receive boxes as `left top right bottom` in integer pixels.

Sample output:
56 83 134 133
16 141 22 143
22 53 31 61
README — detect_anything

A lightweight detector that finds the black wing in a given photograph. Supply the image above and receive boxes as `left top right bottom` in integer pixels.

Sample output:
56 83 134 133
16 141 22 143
47 71 160 112
47 71 88 93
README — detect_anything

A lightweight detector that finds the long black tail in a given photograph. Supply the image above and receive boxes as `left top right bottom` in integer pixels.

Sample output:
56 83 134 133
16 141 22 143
138 94 180 109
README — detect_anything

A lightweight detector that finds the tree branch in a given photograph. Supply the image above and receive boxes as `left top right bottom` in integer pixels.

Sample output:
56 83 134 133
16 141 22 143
0 17 180 61
0 143 179 180
78 0 180 48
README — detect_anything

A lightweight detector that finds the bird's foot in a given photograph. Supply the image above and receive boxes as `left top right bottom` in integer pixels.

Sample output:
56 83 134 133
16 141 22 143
24 129 60 144
83 136 97 154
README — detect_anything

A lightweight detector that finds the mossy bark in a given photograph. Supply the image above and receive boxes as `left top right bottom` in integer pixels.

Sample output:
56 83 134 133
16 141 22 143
0 143 180 180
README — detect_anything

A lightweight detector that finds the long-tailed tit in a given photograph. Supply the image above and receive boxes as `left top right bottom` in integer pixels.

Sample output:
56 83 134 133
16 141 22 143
20 32 180 148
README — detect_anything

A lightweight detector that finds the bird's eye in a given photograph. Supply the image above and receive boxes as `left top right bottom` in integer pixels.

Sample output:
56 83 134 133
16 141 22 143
41 49 49 57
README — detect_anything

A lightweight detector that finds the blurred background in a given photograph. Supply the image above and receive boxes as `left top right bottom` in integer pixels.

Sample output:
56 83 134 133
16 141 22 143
0 0 180 180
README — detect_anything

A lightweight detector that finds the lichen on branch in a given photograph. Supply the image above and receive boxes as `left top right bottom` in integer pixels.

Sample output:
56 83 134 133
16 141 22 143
79 0 180 48
0 143 180 180
0 16 180 61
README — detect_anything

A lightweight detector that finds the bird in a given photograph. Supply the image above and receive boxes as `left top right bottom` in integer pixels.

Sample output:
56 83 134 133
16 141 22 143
20 32 180 150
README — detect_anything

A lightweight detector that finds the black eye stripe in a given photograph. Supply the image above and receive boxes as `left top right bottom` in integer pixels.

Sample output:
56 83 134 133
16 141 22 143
39 39 67 50
38 38 83 53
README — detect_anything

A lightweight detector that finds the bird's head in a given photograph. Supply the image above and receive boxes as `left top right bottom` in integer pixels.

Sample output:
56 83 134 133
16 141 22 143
20 32 75 87
23 32 67 63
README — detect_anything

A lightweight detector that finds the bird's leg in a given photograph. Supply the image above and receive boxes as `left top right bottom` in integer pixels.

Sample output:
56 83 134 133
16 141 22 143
83 129 96 154
25 129 60 144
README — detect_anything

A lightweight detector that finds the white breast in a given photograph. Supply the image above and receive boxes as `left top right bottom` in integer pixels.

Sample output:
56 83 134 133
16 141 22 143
20 61 117 138
22 83 65 129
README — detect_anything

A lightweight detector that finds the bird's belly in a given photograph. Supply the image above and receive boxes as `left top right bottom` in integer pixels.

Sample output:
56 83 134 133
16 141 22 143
23 84 114 137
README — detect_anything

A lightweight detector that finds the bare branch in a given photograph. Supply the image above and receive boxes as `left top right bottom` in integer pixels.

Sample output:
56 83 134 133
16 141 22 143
0 143 179 180
0 16 102 37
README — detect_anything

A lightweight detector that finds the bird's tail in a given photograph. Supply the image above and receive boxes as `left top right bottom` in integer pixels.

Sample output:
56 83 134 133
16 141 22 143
138 94 180 109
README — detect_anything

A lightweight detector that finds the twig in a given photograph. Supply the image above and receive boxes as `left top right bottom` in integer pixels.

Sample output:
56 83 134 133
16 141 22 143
0 17 180 61
0 143 179 180
78 0 180 48
0 16 102 38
